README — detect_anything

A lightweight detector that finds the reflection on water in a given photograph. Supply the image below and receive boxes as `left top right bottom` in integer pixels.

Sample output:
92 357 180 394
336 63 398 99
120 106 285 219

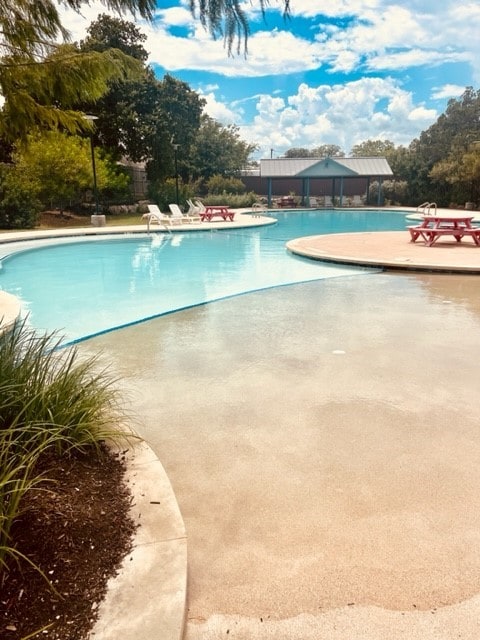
2 209 403 342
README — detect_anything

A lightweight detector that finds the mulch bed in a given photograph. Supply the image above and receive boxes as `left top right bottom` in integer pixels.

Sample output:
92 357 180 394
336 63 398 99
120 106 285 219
0 445 137 640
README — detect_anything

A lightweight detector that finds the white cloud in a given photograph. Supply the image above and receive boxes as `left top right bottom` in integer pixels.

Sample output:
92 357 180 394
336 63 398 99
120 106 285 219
239 78 438 158
199 91 242 124
431 84 466 100
367 49 468 72
54 1 473 162
58 1 479 82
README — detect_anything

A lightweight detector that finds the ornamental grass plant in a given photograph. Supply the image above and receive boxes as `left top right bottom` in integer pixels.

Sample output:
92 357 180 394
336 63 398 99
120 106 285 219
0 319 129 583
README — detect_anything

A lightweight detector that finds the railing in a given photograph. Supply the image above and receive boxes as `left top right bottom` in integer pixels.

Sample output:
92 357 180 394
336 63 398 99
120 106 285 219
416 201 437 215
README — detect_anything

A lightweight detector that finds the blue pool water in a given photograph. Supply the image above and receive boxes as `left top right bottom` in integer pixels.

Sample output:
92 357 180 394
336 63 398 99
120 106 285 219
0 209 409 343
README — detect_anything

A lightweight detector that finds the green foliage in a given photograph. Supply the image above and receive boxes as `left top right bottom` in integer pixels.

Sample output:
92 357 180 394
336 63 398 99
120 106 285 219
284 147 312 158
430 147 480 203
0 0 152 141
0 164 41 229
350 139 395 157
206 174 246 194
0 319 130 578
284 145 344 158
190 115 257 183
148 178 194 212
405 87 480 205
148 75 205 182
0 44 144 142
81 13 149 61
0 0 155 60
12 131 130 213
189 0 290 54
367 179 408 205
200 191 259 208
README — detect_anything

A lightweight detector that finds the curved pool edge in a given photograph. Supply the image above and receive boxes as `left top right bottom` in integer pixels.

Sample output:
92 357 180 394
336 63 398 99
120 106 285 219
0 290 22 333
90 438 188 640
287 231 480 274
0 212 276 253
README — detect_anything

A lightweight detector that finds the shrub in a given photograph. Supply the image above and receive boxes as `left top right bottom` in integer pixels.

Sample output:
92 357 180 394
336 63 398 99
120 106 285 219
148 177 194 212
206 174 246 195
0 164 41 229
198 191 259 208
0 320 130 578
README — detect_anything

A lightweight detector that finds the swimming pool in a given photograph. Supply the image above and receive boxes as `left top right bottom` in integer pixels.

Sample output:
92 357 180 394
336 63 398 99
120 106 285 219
0 209 409 343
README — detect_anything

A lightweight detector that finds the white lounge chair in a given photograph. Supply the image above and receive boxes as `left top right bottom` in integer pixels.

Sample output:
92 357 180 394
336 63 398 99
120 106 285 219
324 195 333 207
351 195 364 206
194 199 207 213
142 204 182 227
308 196 320 208
169 203 201 224
186 199 201 215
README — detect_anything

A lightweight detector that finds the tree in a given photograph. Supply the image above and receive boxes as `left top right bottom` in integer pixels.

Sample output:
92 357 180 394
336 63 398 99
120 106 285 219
405 87 480 205
189 115 258 183
148 75 206 184
284 145 343 158
190 0 291 54
80 13 149 62
350 140 396 157
430 146 480 204
311 144 343 157
0 163 41 228
12 131 130 211
1 44 142 142
77 15 161 161
0 0 155 140
284 147 312 158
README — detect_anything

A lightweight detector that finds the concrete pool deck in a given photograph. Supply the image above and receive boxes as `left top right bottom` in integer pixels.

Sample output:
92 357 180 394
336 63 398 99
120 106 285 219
84 274 480 640
287 230 480 273
2 208 480 640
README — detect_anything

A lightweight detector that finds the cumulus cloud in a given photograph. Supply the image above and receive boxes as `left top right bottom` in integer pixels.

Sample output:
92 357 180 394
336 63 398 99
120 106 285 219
55 1 474 161
199 91 242 124
58 1 478 81
431 84 467 100
239 78 438 158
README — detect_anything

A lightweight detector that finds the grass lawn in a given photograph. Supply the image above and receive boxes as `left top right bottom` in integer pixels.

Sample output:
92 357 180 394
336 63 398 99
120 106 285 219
35 210 143 229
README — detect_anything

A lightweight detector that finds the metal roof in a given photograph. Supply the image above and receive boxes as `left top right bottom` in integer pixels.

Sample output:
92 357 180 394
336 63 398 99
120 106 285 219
260 157 393 178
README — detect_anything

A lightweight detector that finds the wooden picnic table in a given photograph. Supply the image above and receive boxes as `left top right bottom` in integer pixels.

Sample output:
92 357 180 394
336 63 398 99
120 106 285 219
200 205 235 221
409 214 480 246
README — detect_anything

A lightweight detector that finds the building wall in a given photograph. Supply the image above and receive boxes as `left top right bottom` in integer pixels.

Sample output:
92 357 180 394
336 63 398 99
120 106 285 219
240 176 372 198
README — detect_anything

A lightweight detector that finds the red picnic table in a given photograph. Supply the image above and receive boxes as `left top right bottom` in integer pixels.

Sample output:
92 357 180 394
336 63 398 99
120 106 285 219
200 205 235 222
408 214 480 246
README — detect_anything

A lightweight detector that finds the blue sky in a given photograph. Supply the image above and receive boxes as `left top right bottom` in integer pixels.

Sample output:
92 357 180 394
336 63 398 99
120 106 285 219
62 0 480 159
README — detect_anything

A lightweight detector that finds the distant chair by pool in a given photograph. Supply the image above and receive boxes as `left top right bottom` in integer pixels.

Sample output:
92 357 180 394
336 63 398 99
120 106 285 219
169 203 201 224
352 195 364 206
143 204 182 227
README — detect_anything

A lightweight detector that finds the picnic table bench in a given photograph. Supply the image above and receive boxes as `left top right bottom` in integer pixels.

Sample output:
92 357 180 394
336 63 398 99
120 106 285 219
409 215 480 246
200 206 235 222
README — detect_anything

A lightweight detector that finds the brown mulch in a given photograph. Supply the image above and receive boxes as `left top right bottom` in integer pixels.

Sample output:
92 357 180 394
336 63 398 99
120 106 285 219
0 445 137 640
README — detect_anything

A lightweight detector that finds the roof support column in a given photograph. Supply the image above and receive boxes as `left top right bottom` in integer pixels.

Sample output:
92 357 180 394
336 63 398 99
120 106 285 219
267 178 272 207
339 177 344 206
303 178 310 206
377 177 383 205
